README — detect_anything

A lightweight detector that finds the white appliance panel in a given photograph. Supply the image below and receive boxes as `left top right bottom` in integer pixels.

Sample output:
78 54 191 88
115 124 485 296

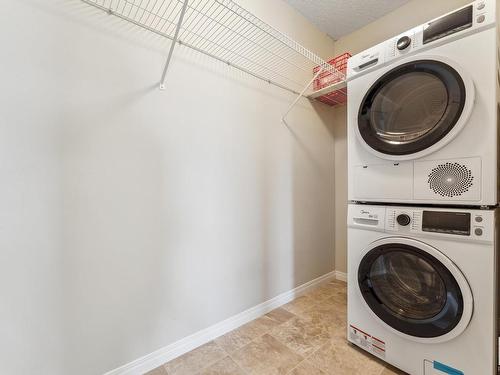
353 163 413 200
347 0 498 206
347 203 498 375
413 157 481 202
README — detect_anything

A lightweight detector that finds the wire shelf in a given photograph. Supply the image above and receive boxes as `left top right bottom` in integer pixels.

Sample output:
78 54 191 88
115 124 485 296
81 0 345 97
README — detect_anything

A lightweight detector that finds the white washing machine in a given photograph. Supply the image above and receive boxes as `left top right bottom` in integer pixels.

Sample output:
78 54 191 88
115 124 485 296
347 0 499 206
347 203 498 374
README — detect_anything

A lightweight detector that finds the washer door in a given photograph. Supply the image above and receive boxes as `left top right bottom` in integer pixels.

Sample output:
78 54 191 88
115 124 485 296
357 238 473 343
357 57 474 160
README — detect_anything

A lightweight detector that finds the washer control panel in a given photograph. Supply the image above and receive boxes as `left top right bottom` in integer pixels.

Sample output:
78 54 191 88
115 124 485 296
387 209 422 233
348 204 495 242
385 206 494 242
396 213 411 226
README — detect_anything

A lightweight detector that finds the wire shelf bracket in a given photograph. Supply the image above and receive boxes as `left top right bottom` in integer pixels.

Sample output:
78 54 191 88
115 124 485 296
159 0 189 90
281 67 323 127
81 0 347 119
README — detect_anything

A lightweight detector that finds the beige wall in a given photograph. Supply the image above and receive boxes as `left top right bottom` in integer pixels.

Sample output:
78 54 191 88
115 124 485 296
0 1 335 374
332 0 471 273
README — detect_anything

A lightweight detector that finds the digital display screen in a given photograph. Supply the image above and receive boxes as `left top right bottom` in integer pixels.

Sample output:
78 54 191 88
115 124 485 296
422 211 471 236
423 5 473 45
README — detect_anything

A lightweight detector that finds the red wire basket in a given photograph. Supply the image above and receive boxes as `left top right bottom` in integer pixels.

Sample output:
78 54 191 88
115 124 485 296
313 52 351 107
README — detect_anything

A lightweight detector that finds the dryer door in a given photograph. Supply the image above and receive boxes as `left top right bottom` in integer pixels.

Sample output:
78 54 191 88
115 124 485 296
357 57 474 160
357 237 473 343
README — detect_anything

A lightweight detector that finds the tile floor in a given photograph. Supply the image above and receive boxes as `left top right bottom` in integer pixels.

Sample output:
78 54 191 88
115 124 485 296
145 279 406 375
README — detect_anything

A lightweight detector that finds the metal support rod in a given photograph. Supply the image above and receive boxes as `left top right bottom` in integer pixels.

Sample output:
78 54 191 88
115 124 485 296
159 0 189 89
281 67 323 127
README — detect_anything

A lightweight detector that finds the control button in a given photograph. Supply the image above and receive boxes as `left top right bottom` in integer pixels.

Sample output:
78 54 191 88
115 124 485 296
397 36 412 51
475 228 483 236
477 15 486 23
397 214 411 226
475 216 483 223
477 2 485 10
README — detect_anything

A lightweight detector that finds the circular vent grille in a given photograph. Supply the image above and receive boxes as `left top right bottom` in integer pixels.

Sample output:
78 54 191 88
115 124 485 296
428 162 474 197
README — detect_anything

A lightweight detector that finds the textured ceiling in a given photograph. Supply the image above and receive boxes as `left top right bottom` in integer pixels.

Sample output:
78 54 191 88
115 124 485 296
284 0 411 39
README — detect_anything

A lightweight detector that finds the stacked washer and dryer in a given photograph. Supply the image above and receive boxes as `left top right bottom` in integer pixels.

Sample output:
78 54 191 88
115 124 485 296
346 1 500 374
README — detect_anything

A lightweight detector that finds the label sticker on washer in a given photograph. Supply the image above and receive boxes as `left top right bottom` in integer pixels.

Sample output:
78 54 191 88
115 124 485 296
432 361 464 375
371 336 386 357
349 325 386 359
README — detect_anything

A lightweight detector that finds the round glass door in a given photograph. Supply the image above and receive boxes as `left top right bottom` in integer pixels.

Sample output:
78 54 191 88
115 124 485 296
358 241 468 339
358 60 468 156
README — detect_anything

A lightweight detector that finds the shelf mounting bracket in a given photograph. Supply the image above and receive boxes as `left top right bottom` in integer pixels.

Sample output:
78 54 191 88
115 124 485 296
159 0 189 90
281 67 323 127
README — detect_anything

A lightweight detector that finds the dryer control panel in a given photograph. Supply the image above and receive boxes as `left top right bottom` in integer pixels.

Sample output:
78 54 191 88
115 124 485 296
347 0 496 79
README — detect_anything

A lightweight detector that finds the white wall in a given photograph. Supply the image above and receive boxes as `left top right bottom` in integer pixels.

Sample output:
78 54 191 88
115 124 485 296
332 0 471 273
0 1 336 374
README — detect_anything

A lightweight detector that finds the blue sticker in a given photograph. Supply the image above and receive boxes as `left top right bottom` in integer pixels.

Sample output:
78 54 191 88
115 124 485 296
433 361 464 375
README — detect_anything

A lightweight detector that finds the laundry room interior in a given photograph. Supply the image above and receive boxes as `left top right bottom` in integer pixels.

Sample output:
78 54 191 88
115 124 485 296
2 0 499 374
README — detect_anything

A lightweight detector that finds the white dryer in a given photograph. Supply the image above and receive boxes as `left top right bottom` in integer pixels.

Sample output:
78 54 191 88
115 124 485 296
347 0 499 206
347 203 498 375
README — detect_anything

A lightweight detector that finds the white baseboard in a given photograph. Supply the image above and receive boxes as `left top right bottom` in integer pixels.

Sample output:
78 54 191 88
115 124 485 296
334 270 347 282
105 270 345 375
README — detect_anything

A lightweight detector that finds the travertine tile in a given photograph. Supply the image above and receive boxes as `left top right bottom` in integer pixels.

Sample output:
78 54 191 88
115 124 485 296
297 296 347 331
314 296 346 318
269 316 330 357
331 280 347 290
163 341 225 375
301 309 347 340
307 336 385 375
322 294 347 310
380 365 408 374
144 366 168 375
289 360 326 375
265 307 295 324
328 281 348 296
281 295 317 316
324 282 347 300
197 356 245 375
231 334 303 375
215 316 279 353
330 292 347 307
306 284 336 302
157 278 406 375
321 280 345 291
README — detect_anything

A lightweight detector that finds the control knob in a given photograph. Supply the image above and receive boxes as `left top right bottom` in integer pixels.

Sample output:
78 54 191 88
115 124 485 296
397 36 412 50
397 214 411 226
